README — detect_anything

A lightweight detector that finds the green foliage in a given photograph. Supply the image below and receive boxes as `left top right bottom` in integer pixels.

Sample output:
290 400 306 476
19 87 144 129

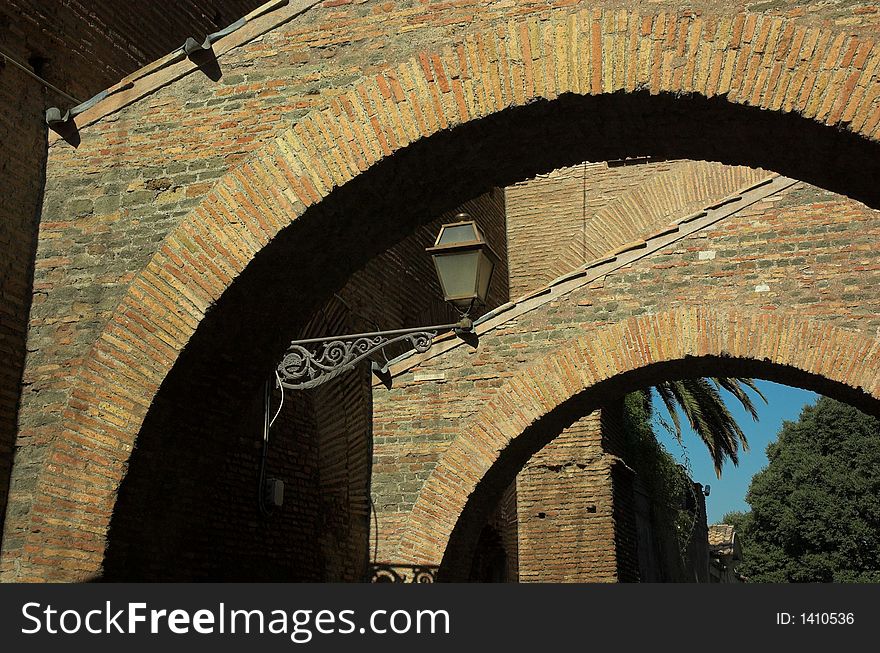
622 379 768 565
655 377 766 477
723 397 880 583
623 391 694 555
624 391 690 505
720 510 751 537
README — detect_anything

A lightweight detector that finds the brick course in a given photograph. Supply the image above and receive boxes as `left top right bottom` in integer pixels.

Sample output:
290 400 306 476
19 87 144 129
515 410 621 582
0 0 266 562
377 182 880 574
505 160 766 296
3 0 880 580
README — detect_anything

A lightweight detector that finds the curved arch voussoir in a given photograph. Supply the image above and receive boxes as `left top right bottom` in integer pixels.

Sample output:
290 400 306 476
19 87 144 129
396 308 880 567
7 7 880 580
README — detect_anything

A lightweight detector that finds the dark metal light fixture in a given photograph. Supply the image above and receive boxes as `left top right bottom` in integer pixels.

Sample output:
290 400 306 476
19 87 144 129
262 214 495 515
274 214 493 390
426 213 498 316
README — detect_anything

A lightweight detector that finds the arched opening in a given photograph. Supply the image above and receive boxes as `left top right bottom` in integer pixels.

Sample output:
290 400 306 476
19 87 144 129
97 89 879 579
8 22 880 578
454 378 879 583
436 356 880 581
468 525 510 583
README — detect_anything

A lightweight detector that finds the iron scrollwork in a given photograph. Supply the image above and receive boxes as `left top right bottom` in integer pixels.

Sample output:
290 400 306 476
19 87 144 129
277 327 448 390
370 563 438 583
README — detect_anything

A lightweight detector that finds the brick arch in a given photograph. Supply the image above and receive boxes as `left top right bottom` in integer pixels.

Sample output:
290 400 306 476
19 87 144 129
560 160 766 266
6 9 880 580
394 308 880 575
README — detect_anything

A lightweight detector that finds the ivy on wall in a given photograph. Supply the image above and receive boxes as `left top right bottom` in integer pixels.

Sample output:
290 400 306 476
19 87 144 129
623 391 699 566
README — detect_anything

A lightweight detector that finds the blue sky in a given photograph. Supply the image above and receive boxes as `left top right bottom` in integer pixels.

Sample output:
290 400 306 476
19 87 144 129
651 380 819 523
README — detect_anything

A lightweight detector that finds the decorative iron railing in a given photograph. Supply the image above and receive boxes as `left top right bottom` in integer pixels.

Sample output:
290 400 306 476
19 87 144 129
370 563 439 583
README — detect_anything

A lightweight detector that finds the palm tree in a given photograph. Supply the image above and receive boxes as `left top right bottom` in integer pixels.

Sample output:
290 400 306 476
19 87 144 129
653 377 766 478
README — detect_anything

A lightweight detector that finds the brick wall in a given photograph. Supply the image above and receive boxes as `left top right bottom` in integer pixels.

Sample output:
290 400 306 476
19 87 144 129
602 402 641 582
0 0 265 552
91 186 505 580
0 47 45 554
467 158 768 582
101 297 373 581
3 0 880 580
338 189 508 336
505 160 766 296
489 398 707 583
365 190 508 566
468 486 518 582
374 179 880 575
516 411 620 582
487 482 519 582
1 2 267 104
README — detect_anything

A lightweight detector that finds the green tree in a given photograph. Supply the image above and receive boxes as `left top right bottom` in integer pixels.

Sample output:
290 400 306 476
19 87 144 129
655 378 766 477
724 397 880 582
624 380 765 572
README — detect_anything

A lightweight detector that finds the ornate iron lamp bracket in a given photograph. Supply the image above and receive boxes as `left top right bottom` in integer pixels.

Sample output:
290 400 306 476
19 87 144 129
370 562 438 583
277 322 466 390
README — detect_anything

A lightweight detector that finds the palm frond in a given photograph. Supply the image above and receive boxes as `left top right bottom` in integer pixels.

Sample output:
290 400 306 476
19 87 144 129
655 381 684 443
711 377 766 422
652 377 764 479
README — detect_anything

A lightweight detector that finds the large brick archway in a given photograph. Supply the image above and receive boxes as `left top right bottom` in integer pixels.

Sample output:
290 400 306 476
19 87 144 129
390 308 880 578
5 6 880 580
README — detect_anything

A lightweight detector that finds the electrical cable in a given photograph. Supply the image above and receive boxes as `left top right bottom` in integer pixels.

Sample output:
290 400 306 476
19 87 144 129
258 378 272 517
269 371 283 428
0 47 82 104
259 373 285 517
370 495 379 566
259 297 341 518
262 293 381 575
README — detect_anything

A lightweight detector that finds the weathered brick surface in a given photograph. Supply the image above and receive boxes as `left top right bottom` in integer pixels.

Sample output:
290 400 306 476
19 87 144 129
0 0 267 557
94 189 504 581
469 481 518 581
375 181 880 573
500 158 762 581
64 297 374 581
516 411 621 582
337 189 508 334
4 0 880 580
0 49 45 554
506 159 766 295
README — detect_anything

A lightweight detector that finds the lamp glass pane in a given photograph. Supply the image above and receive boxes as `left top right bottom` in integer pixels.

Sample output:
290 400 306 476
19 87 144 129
476 251 495 301
433 250 479 301
437 223 478 246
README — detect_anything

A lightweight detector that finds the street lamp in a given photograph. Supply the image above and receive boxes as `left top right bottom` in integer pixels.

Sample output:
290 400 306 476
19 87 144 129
427 214 499 318
262 214 493 516
274 213 491 391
